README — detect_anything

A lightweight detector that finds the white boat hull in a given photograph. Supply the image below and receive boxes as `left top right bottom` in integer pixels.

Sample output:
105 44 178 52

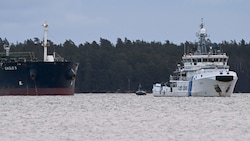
153 20 238 97
153 71 237 97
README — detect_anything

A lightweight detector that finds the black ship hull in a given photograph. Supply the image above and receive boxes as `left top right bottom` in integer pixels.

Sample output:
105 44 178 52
0 61 79 95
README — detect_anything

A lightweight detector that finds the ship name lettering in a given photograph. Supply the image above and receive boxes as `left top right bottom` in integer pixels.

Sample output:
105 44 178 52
4 66 17 70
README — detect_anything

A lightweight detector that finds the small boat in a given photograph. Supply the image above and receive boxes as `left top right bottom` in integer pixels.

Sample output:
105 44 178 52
136 84 146 95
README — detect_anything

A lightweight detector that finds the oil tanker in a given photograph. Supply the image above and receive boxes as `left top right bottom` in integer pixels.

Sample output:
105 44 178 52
0 22 79 95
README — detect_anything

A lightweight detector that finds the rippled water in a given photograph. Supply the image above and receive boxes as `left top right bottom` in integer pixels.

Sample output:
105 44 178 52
0 93 250 141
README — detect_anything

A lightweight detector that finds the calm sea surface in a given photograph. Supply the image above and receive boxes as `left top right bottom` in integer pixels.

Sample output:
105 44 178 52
0 93 250 141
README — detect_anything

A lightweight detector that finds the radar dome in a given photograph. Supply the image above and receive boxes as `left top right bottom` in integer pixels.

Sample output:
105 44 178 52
200 28 206 34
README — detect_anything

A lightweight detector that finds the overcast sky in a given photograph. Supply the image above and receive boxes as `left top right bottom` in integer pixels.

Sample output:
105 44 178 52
0 0 249 45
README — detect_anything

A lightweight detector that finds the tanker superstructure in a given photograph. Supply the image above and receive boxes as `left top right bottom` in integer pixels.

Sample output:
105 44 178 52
0 22 79 95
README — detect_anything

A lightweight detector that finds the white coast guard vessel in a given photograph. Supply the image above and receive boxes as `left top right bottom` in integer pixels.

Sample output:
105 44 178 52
152 20 238 97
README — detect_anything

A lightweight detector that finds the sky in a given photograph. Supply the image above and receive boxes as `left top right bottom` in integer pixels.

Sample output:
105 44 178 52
0 0 250 45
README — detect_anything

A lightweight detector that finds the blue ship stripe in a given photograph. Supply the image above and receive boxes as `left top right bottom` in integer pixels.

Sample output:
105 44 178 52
188 76 193 96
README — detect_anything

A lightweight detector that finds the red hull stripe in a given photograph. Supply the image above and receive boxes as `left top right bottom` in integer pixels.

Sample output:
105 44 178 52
0 88 74 95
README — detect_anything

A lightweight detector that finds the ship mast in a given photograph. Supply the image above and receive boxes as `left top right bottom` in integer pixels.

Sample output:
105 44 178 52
42 21 49 62
196 18 208 55
3 44 10 56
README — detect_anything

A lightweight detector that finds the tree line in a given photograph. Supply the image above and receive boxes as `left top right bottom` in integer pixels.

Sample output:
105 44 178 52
0 37 250 93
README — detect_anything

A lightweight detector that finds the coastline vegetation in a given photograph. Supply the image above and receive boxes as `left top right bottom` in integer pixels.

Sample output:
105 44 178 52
0 38 249 93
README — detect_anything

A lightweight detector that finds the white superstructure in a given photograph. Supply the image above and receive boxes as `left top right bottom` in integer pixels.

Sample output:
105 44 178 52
152 19 238 97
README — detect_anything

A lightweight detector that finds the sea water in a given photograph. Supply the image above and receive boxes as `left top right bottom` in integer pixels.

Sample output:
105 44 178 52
0 93 250 141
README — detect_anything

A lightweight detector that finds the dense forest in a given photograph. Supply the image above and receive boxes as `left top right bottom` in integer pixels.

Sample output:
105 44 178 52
0 37 250 93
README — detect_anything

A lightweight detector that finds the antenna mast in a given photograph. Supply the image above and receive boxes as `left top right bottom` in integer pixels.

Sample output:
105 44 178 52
195 18 208 54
